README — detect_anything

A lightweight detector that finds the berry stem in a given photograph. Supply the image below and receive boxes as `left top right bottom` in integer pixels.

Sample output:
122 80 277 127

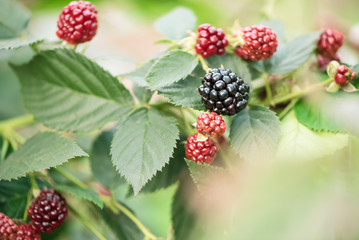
263 74 273 104
271 78 333 106
111 198 158 240
0 114 34 133
0 139 8 162
180 109 195 136
55 166 88 189
23 187 34 220
278 99 298 119
68 203 107 240
196 55 210 72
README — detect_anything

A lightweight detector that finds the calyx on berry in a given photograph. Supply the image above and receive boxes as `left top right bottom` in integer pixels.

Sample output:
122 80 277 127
56 1 98 45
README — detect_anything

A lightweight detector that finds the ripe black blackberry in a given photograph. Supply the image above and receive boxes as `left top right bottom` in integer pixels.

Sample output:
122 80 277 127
198 68 250 116
27 189 68 234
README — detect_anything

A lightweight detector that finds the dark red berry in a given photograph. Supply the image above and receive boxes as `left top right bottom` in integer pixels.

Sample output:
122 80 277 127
16 224 40 240
27 190 67 234
317 54 340 69
317 29 344 59
335 73 347 85
334 64 356 85
196 112 226 138
337 65 348 74
56 1 98 44
235 25 278 61
0 213 18 240
185 133 218 164
195 23 228 58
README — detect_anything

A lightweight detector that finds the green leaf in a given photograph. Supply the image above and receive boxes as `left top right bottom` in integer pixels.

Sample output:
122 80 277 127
111 108 179 195
294 99 344 132
0 132 87 180
120 60 155 87
186 160 226 193
145 50 198 88
276 112 348 161
0 0 30 38
55 184 103 209
261 19 285 44
207 54 252 82
229 106 280 161
11 48 134 132
0 178 30 218
158 66 205 110
266 32 320 75
0 38 43 50
100 206 143 240
139 139 187 193
154 7 197 41
132 85 154 104
90 130 125 190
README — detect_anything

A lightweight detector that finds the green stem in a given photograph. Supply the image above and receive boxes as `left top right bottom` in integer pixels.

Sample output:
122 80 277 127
23 188 34 220
263 74 272 104
68 204 107 240
271 78 332 106
180 109 195 136
112 199 157 240
196 55 210 72
0 114 34 133
0 139 9 162
29 174 39 190
278 99 298 119
55 166 87 189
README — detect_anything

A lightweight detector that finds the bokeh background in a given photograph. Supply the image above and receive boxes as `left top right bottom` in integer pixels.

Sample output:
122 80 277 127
2 0 359 239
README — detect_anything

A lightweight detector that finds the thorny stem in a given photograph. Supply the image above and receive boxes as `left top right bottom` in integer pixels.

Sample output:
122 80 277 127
111 199 158 240
197 55 210 72
68 204 107 240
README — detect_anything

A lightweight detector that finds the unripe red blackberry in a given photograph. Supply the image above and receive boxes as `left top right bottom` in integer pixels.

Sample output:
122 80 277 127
235 25 278 61
16 224 40 240
56 1 98 44
185 133 218 164
196 112 226 138
195 23 228 58
0 213 18 240
317 29 344 59
27 190 67 234
198 68 250 116
334 64 356 85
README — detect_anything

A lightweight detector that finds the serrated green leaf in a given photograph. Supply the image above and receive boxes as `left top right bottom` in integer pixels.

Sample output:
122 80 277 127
55 184 103 209
0 178 30 218
139 139 187 193
11 49 134 132
266 32 320 75
111 108 179 195
294 99 344 132
0 38 43 50
145 50 198 88
207 54 252 82
0 0 30 38
0 132 87 180
158 66 205 110
100 206 143 240
90 130 125 190
154 7 197 41
132 85 154 104
120 60 155 87
229 106 280 161
186 160 226 193
276 112 348 161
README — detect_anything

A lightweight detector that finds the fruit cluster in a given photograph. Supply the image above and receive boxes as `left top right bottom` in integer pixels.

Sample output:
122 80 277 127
0 190 67 240
198 68 250 116
334 64 357 85
317 29 344 68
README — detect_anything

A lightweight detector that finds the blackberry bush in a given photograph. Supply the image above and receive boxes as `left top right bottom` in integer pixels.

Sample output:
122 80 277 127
1 2 359 240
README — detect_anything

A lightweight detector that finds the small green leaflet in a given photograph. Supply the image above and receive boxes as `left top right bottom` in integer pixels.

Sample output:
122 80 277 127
229 106 280 161
0 0 30 38
276 112 348 161
11 48 134 132
0 132 87 181
111 108 179 195
154 7 197 41
145 50 198 89
0 38 43 50
55 184 103 209
120 60 155 87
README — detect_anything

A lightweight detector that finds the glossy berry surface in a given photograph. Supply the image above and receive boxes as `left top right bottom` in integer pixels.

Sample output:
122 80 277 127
317 29 344 59
27 189 67 234
235 25 278 61
334 65 356 85
198 68 250 116
195 23 228 58
185 133 218 164
56 1 98 44
196 112 226 138
16 224 40 240
0 213 18 240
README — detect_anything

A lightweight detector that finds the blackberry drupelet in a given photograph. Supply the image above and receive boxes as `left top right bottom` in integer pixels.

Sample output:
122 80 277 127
185 133 218 164
317 29 344 59
198 68 250 116
15 224 40 240
196 112 226 138
0 213 18 240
